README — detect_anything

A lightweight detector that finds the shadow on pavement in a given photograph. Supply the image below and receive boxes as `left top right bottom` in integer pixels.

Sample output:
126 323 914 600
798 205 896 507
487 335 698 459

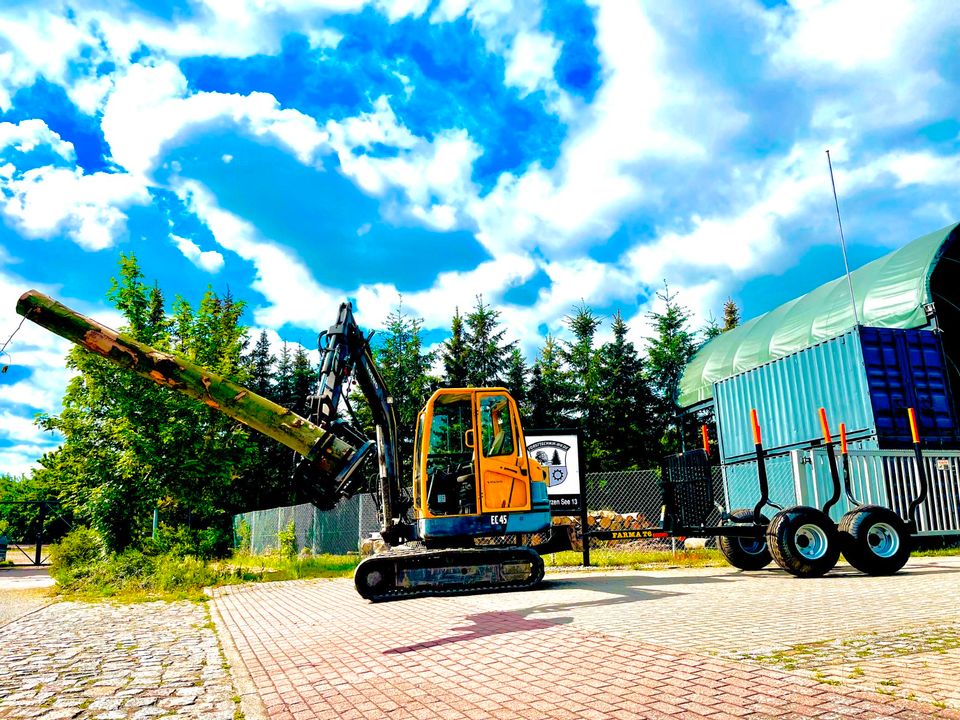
383 610 572 654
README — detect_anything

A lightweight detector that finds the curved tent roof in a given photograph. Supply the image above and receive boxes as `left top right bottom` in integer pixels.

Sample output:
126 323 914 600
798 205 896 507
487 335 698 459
679 222 960 409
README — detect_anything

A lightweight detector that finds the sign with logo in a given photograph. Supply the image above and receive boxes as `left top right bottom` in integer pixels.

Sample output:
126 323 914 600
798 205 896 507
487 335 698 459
525 430 583 515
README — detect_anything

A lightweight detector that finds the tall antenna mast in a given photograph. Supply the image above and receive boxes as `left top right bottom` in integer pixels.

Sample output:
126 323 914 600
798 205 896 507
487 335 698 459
826 149 860 326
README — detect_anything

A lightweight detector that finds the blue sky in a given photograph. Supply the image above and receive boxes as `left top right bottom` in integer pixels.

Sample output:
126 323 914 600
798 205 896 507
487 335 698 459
1 0 959 474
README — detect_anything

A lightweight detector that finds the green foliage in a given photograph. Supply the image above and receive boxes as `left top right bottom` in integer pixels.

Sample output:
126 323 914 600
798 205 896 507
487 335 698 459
723 296 741 331
277 520 297 559
593 311 658 469
646 284 697 453
503 348 528 408
49 526 105 577
235 519 252 554
356 299 436 467
464 295 515 386
143 523 226 561
440 307 469 387
0 473 72 542
563 303 601 448
49 526 240 600
35 253 260 552
526 335 573 429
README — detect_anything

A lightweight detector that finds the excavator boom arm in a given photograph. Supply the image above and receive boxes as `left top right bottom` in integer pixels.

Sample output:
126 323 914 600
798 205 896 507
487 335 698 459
15 290 380 512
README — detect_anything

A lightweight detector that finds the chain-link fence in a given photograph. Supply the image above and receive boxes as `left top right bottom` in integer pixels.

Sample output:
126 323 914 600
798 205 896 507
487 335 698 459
233 494 381 556
232 465 727 563
576 466 725 563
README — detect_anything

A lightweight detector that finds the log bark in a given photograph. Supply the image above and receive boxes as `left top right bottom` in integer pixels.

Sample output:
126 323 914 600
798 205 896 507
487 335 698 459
16 290 357 476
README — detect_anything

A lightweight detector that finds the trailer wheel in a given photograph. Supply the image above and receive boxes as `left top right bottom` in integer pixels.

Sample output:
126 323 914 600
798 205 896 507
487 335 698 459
718 508 771 570
839 505 911 576
766 506 840 578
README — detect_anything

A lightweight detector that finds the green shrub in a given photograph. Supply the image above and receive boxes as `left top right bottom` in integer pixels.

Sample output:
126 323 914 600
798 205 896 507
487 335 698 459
152 555 220 592
142 523 227 561
277 520 297 560
235 519 252 554
49 527 105 580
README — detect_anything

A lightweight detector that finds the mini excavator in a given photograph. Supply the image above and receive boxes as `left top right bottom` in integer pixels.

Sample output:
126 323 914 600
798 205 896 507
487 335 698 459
17 291 552 600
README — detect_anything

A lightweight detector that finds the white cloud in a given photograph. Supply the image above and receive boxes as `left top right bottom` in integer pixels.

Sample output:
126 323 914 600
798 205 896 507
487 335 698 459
0 9 97 111
0 120 75 160
176 181 341 328
0 121 148 253
100 62 331 178
770 0 918 72
468 1 747 258
171 235 226 273
504 30 561 96
765 0 960 131
327 98 481 229
2 166 149 251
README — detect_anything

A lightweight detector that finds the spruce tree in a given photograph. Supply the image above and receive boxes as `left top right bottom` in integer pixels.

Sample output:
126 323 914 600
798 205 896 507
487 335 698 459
247 331 275 398
563 303 600 455
367 301 435 463
504 347 528 408
646 284 697 452
525 335 573 429
723 297 741 331
464 295 514 386
274 343 295 408
594 310 657 469
291 346 316 419
440 307 469 387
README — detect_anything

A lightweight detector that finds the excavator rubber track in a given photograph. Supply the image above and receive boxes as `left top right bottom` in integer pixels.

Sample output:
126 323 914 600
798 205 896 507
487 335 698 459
354 545 545 601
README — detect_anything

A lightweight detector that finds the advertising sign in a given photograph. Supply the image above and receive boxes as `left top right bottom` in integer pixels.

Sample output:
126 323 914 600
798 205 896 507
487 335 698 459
525 430 583 515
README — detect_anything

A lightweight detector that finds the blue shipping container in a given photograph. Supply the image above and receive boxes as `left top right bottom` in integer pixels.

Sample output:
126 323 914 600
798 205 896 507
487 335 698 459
715 326 958 464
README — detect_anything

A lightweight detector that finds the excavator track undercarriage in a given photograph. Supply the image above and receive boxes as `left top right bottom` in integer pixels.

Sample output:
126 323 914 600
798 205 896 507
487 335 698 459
354 545 545 601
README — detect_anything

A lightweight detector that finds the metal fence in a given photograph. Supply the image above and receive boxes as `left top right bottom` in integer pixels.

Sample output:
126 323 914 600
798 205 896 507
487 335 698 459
581 467 724 561
803 447 960 534
231 469 707 560
232 446 960 562
233 495 380 556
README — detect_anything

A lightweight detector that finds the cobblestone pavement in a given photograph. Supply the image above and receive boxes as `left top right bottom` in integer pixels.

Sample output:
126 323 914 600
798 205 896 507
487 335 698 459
212 555 960 719
0 601 238 720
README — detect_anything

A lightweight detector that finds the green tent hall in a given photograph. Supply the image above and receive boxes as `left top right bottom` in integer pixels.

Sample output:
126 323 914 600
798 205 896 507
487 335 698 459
678 222 960 522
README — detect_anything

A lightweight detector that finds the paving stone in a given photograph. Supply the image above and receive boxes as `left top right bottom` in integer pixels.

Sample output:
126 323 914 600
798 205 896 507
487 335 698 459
212 555 960 720
0 601 239 719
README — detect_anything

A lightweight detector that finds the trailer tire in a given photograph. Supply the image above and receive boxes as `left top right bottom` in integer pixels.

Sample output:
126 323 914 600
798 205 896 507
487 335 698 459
839 505 911 576
767 506 840 578
718 508 771 570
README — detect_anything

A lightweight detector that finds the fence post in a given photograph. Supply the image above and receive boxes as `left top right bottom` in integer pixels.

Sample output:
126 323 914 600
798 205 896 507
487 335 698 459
35 502 46 565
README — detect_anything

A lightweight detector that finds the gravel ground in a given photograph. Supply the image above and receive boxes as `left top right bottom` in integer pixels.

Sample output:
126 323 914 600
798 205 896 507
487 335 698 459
0 565 55 628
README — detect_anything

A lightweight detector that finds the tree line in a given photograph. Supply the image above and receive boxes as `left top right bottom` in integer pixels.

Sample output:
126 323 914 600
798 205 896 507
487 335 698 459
2 254 740 550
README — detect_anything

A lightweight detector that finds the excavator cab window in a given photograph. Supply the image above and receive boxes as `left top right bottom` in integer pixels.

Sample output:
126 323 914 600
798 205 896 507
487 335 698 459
480 395 515 457
425 394 477 516
412 412 424 509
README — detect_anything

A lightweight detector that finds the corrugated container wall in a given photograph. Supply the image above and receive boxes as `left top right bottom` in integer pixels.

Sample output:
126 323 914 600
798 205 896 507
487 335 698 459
715 326 959 465
715 329 874 463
